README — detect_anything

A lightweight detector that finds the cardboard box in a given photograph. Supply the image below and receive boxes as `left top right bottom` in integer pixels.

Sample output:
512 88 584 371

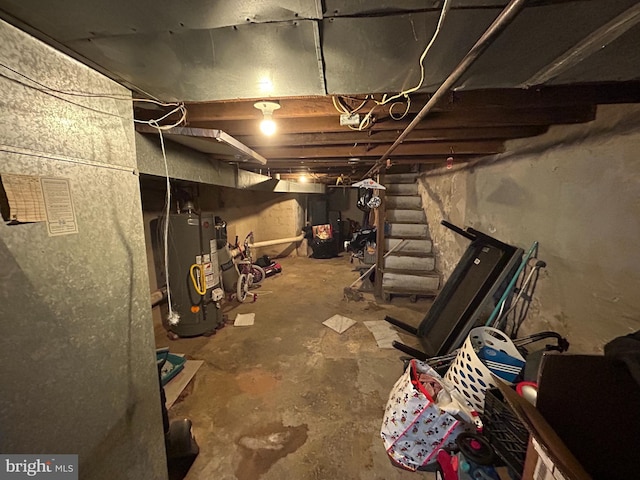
521 437 574 480
499 353 640 480
495 382 591 480
535 354 640 480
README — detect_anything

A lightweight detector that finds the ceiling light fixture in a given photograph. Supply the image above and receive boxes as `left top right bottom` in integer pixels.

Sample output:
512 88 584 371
254 101 281 136
299 174 308 183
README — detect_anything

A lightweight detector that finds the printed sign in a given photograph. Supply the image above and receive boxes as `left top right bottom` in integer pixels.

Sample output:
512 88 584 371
40 177 78 236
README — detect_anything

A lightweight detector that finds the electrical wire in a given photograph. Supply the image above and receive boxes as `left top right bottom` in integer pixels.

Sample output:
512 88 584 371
1 60 187 322
331 0 451 131
0 61 131 99
380 0 452 105
0 70 133 120
135 104 187 129
153 123 181 326
332 94 374 131
0 60 179 106
331 95 369 115
389 97 412 120
0 62 187 128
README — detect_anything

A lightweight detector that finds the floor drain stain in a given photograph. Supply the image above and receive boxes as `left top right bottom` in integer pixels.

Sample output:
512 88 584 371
235 422 308 480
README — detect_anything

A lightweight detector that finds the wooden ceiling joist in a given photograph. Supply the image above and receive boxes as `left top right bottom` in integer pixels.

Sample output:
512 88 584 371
186 105 595 136
253 141 503 159
233 126 548 147
175 83 640 122
133 84 639 183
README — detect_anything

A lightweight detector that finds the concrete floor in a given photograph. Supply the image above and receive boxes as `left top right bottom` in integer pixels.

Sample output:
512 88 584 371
155 254 437 480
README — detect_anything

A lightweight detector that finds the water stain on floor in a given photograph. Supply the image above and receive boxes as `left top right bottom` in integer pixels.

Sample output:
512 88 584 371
235 422 308 480
235 368 280 397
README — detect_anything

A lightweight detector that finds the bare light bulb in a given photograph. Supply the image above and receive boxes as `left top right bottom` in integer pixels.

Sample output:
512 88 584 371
299 175 308 183
254 101 280 136
260 116 276 136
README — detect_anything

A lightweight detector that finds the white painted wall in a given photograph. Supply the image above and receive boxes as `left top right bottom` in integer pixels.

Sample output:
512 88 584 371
418 104 640 353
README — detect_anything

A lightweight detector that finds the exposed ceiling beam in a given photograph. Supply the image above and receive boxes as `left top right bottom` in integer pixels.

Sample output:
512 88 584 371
185 97 344 121
172 84 640 122
185 106 595 135
233 126 548 147
448 83 640 108
254 156 475 168
131 83 635 184
253 141 503 159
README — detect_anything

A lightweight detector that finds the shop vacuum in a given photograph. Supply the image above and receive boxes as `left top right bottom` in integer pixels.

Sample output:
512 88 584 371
157 347 199 479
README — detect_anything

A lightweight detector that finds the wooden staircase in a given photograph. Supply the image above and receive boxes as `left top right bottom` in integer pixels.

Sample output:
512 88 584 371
381 173 440 302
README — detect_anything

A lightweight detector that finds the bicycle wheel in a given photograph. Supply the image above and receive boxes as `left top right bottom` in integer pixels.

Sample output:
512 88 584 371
251 264 266 285
236 273 250 302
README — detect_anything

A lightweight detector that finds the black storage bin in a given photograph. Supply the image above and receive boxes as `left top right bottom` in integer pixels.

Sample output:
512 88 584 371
309 224 338 259
310 238 338 258
481 388 529 478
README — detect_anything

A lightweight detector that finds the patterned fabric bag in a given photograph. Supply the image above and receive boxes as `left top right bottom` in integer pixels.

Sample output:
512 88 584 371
380 359 471 470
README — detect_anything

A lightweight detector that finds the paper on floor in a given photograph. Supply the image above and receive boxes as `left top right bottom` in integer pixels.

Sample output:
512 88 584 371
364 320 402 349
164 360 204 409
234 313 255 326
323 314 356 334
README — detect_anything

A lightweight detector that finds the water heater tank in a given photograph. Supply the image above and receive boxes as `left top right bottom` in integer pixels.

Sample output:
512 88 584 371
151 212 224 337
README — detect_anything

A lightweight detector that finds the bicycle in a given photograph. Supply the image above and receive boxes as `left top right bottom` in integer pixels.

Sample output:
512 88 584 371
232 232 265 302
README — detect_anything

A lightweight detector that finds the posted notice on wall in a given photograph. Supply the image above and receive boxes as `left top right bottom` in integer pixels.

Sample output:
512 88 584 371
40 177 78 236
2 174 79 236
1 173 47 223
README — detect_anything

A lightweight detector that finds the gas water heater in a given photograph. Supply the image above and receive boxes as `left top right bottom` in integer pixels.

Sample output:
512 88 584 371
152 209 224 337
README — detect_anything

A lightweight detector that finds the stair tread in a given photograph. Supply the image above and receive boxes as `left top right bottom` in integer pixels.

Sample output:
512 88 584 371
387 220 427 225
386 222 427 230
387 208 425 213
383 268 439 277
386 251 434 258
387 235 430 240
383 286 438 297
386 206 423 211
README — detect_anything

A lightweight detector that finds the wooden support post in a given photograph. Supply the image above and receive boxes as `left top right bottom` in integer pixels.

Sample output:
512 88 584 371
374 173 386 299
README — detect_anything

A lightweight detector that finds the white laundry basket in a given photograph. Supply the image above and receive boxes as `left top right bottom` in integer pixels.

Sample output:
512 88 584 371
444 327 525 414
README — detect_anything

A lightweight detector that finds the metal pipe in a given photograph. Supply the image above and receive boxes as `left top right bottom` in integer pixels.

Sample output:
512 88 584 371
150 288 167 307
362 0 529 179
248 232 305 249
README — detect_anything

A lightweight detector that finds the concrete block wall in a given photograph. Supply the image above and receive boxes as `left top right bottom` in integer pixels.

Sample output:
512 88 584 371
418 104 640 353
199 186 304 258
141 183 306 293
